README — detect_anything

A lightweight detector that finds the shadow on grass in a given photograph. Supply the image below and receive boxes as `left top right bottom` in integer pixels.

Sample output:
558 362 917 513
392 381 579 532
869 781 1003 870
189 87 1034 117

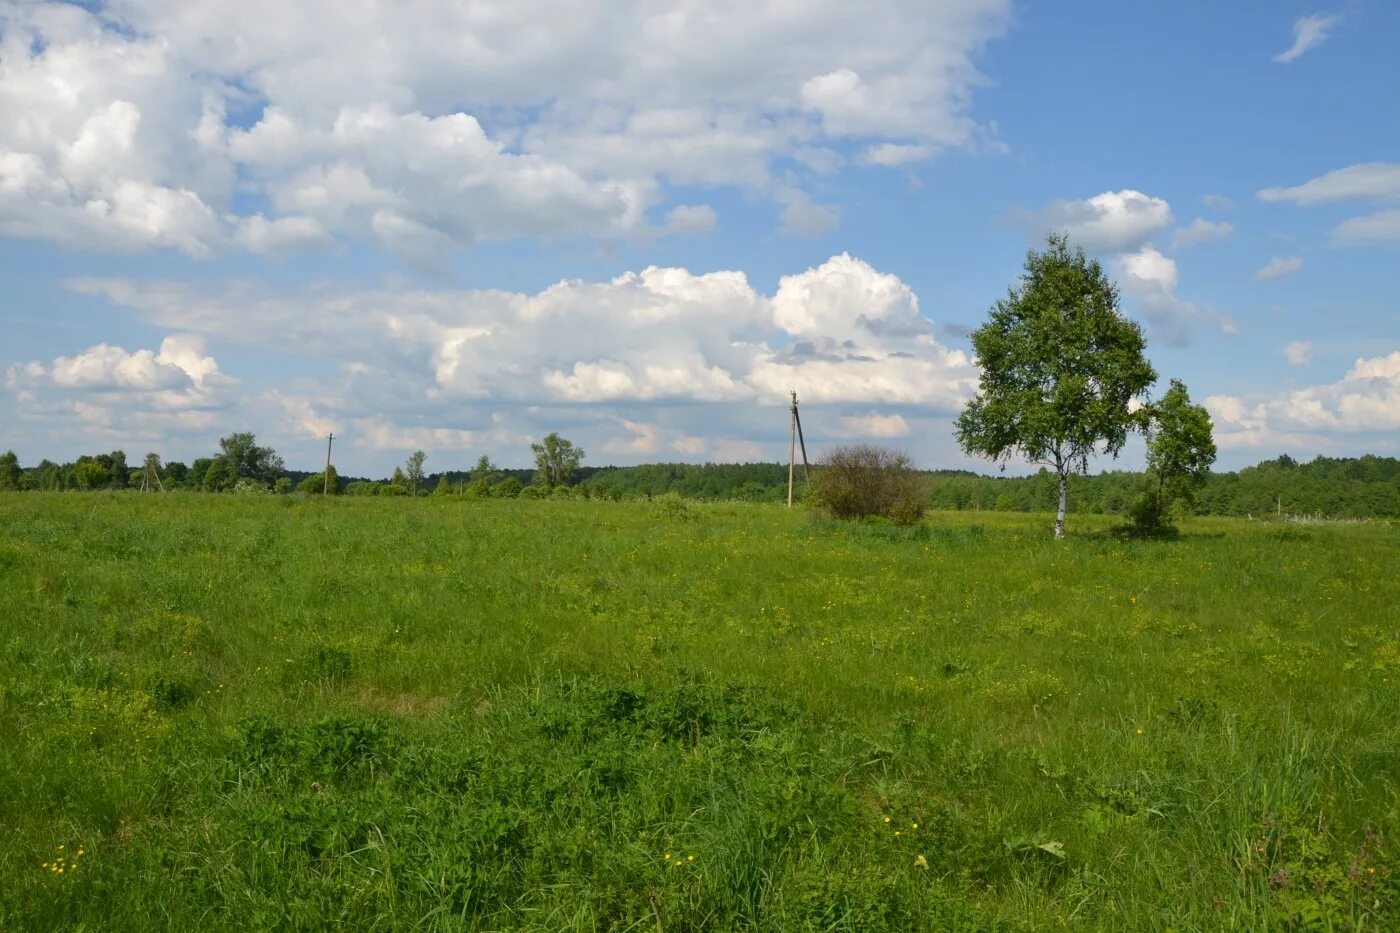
1091 523 1227 541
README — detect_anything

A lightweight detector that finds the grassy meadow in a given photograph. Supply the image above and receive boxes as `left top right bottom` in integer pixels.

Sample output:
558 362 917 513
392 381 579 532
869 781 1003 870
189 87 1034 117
1 492 1397 930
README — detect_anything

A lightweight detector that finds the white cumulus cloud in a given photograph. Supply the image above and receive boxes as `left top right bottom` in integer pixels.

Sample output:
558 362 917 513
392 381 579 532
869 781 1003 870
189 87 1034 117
1024 189 1173 253
0 0 1013 256
5 335 239 443
1113 246 1235 346
1207 350 1400 451
50 253 976 463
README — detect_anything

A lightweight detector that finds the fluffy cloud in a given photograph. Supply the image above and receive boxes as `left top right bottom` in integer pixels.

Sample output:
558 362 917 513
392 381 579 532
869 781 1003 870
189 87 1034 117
5 335 238 442
1024 190 1173 253
10 335 228 394
1273 14 1340 64
1207 350 1400 450
0 0 1012 256
1019 190 1232 344
1254 256 1303 280
51 254 975 462
1113 247 1235 346
1171 218 1233 249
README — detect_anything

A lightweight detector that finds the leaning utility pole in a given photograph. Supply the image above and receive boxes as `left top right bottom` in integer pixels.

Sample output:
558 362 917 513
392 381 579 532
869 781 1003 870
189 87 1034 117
324 433 334 495
786 390 810 507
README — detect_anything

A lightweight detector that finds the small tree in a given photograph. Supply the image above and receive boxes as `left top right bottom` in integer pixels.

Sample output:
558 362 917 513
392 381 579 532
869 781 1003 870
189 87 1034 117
956 235 1157 538
472 455 499 485
810 445 925 525
531 433 584 488
493 476 522 499
404 450 427 495
432 474 455 496
1129 379 1216 534
299 466 341 494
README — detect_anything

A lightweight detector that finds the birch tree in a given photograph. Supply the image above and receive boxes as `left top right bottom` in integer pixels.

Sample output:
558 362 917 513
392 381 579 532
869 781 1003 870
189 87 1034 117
1130 379 1216 534
956 235 1156 538
405 450 427 495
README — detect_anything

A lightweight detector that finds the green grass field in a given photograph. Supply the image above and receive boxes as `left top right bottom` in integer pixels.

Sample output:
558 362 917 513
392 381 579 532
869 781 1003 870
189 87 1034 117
1 493 1397 930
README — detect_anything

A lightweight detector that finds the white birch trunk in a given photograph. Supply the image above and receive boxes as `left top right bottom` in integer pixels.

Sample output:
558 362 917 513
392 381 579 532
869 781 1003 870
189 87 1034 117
1054 471 1067 539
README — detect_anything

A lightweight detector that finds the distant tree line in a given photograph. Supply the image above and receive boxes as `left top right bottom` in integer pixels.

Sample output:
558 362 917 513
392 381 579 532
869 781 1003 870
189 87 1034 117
925 455 1400 520
4 439 1394 519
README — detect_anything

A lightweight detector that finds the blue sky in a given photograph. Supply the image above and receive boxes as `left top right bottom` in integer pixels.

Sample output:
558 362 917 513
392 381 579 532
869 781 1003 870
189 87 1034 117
1 0 1396 476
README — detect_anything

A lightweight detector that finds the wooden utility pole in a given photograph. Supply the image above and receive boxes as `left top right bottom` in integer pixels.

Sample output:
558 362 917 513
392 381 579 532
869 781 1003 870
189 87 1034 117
324 433 334 495
788 392 797 507
786 391 810 507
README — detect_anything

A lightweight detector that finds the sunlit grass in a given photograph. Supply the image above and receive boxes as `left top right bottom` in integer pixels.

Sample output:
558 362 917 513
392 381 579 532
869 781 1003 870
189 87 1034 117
1 493 1396 929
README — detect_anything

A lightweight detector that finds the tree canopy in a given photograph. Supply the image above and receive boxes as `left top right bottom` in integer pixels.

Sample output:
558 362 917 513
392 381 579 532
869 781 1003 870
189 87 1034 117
217 433 284 485
531 433 585 488
1131 379 1217 533
957 234 1157 537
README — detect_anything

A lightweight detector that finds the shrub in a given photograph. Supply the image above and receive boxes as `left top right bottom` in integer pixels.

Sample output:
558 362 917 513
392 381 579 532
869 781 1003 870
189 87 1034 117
809 445 925 525
655 491 693 520
298 467 340 495
493 477 522 499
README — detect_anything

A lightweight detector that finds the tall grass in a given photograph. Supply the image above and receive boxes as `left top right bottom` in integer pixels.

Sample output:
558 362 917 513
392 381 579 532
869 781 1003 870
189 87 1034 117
0 493 1396 929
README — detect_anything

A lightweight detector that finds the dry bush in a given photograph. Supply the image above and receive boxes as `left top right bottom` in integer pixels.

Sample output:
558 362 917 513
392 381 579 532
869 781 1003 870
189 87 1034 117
810 445 925 525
